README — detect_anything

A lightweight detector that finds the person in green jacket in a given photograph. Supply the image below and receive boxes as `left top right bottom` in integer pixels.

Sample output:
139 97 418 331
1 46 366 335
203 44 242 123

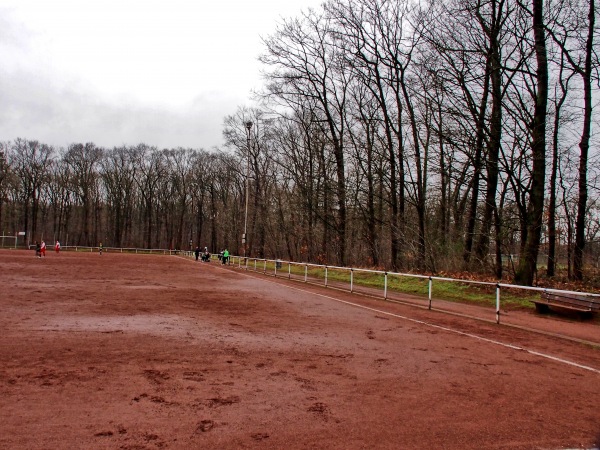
222 248 230 265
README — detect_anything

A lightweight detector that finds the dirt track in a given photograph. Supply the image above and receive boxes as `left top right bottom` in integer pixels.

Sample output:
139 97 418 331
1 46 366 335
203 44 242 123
1 249 599 449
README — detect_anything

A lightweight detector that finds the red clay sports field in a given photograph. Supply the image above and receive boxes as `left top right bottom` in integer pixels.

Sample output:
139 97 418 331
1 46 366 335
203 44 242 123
1 249 599 449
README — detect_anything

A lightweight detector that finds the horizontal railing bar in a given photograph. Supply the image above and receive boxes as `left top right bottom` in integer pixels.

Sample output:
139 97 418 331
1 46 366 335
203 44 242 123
231 256 600 298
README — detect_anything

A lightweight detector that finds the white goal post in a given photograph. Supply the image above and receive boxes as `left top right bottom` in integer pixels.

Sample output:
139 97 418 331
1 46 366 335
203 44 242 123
0 235 18 249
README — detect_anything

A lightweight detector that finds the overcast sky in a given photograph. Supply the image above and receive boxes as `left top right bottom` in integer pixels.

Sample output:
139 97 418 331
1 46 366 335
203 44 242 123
0 0 323 151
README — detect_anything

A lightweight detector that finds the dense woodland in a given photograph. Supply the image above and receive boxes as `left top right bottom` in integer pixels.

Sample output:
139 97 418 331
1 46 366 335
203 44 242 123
1 0 599 286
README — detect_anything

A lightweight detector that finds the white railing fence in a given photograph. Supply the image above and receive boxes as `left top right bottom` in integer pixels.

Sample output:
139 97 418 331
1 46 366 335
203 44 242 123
26 244 183 256
200 254 600 325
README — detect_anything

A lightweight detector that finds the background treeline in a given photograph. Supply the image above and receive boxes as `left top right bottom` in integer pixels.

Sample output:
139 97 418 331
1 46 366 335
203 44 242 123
1 0 599 286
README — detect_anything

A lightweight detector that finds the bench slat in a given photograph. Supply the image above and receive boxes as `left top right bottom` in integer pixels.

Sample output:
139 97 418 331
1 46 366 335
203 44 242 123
533 300 592 312
541 293 598 307
535 291 600 313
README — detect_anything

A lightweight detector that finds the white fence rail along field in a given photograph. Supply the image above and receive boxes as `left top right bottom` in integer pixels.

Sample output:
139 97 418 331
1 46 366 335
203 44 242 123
183 253 600 326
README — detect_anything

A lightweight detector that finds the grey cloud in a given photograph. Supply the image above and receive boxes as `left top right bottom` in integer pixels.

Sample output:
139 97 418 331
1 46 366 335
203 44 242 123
0 68 240 150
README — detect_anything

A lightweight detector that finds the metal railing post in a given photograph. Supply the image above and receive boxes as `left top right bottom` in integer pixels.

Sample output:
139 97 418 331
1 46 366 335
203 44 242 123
384 272 388 300
304 264 308 282
325 266 328 287
428 276 433 310
496 284 501 324
350 268 354 293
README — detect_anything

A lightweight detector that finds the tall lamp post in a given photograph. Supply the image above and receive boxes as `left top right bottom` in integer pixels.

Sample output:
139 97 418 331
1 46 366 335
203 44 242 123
243 121 253 260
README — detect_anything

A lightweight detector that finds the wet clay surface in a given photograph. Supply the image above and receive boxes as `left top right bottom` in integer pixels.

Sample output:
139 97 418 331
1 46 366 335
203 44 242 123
1 249 599 449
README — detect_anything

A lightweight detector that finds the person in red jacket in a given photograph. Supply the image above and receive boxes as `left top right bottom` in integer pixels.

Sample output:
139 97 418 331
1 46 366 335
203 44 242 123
55 240 61 254
40 240 46 257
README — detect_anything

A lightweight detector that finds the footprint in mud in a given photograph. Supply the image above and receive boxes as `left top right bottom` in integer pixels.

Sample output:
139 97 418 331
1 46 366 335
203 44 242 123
366 330 375 339
252 433 269 441
205 396 240 408
183 371 204 382
196 420 214 432
132 393 176 406
296 377 316 391
143 369 170 384
35 369 60 387
143 433 160 442
308 402 330 421
94 431 113 437
133 393 148 402
256 361 273 369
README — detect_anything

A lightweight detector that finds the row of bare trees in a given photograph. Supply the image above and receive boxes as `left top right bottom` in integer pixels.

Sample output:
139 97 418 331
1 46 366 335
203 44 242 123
0 140 246 254
0 0 598 285
246 0 598 284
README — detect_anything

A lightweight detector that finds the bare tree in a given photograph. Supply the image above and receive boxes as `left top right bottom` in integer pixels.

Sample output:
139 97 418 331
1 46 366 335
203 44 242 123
0 144 10 233
43 156 73 243
571 0 596 280
132 145 165 248
327 0 412 269
9 139 54 243
100 146 138 247
514 0 549 285
63 143 103 246
547 57 576 276
261 8 351 265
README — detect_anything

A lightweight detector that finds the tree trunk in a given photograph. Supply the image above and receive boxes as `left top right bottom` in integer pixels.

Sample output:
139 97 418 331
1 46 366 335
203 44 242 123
463 67 490 267
475 42 502 265
547 67 571 276
573 0 595 281
515 0 548 286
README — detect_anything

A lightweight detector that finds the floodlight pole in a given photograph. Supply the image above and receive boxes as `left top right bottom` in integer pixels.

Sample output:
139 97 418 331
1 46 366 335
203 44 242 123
243 121 253 260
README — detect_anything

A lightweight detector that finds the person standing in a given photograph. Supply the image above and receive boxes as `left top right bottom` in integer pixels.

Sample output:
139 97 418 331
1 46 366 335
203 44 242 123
40 240 46 257
223 248 230 265
34 241 41 258
99 242 103 255
55 240 61 253
194 246 200 261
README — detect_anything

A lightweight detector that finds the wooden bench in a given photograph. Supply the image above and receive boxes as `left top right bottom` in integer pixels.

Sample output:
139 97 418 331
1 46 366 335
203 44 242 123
533 291 600 316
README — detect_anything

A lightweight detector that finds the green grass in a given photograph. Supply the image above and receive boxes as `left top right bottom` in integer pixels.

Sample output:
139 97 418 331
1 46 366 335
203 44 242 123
240 258 539 310
386 275 538 309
